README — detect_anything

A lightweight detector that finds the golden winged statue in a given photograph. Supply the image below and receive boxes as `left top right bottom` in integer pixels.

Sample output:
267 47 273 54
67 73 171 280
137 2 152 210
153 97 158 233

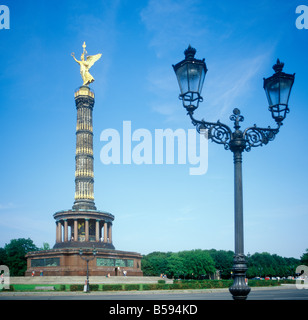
72 42 102 86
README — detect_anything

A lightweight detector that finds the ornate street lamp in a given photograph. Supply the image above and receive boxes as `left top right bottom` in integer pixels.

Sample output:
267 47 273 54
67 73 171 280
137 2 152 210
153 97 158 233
79 247 97 292
173 46 295 300
264 59 295 124
173 45 207 112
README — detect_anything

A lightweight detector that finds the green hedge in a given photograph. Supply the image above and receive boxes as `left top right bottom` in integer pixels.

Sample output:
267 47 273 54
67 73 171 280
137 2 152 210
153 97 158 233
142 284 157 290
57 284 66 291
70 284 84 291
173 279 233 289
139 280 234 291
64 284 100 291
5 279 284 292
89 284 99 291
102 284 123 291
248 280 280 287
124 284 140 291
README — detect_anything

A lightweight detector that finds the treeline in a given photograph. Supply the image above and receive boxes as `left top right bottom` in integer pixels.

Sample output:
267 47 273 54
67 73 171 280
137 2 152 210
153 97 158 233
141 249 307 279
1 238 307 278
246 252 300 278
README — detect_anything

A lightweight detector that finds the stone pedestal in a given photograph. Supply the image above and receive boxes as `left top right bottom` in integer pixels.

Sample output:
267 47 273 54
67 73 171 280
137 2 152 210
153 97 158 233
25 248 143 277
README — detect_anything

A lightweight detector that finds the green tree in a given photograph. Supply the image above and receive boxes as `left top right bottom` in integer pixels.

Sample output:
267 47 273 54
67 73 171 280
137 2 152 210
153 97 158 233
165 253 185 278
247 252 300 278
178 250 216 279
142 250 216 278
208 249 234 279
141 256 156 276
247 252 273 277
0 248 7 265
4 238 38 276
40 242 50 250
141 252 172 276
300 249 308 266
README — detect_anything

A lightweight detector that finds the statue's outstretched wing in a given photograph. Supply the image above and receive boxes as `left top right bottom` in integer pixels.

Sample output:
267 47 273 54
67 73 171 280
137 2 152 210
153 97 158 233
86 53 102 69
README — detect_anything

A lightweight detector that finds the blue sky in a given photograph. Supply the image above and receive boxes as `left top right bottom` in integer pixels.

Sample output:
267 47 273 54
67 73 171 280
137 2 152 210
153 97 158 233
0 0 307 259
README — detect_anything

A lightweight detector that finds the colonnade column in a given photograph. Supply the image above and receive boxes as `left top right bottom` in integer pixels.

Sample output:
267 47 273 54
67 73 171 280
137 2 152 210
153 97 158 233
104 222 107 243
74 219 78 241
85 218 89 242
108 223 112 244
56 221 58 243
59 221 63 243
64 219 68 242
56 221 62 243
95 220 100 242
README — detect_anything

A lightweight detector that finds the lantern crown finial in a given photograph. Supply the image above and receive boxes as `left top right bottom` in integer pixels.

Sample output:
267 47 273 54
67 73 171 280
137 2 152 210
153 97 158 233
273 59 284 73
184 45 197 60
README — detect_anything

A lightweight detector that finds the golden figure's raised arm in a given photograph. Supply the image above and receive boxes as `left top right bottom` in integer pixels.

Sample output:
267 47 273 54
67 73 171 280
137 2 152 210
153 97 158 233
71 52 80 65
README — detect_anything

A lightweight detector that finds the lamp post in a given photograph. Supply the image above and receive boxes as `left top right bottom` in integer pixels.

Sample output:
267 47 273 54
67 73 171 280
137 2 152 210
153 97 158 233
79 247 97 293
173 46 295 300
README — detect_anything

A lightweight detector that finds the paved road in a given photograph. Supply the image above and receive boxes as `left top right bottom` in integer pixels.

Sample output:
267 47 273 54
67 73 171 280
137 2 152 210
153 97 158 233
1 286 307 300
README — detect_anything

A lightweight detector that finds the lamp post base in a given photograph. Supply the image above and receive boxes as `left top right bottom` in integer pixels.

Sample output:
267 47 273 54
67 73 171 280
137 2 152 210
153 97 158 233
229 254 251 300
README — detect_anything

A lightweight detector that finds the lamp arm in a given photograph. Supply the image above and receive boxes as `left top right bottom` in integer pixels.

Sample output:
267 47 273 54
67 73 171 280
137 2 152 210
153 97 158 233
188 111 233 150
243 123 281 152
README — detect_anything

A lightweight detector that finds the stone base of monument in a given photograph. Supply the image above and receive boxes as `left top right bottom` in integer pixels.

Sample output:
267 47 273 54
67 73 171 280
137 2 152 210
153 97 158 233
25 248 143 277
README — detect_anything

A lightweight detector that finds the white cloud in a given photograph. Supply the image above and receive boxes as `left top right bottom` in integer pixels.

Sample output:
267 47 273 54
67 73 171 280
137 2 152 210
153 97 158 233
0 202 19 210
204 52 273 119
141 0 207 57
151 102 177 116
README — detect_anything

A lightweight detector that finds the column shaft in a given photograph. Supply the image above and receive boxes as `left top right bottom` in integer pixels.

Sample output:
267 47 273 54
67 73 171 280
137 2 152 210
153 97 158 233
73 87 96 211
85 219 89 242
64 220 68 242
74 219 78 241
56 221 60 243
104 222 107 243
59 221 62 243
233 150 244 255
108 223 112 243
95 220 100 242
